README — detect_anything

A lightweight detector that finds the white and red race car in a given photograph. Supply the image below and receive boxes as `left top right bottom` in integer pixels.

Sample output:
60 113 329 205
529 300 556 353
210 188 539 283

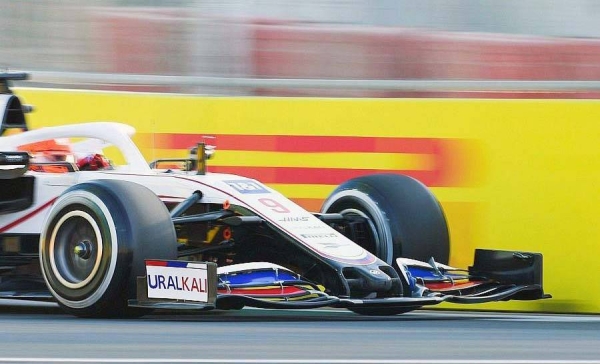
0 73 548 317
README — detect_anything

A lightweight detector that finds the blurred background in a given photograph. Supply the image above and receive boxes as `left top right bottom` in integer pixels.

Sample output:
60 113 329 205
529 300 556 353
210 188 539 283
3 1 600 313
2 0 600 97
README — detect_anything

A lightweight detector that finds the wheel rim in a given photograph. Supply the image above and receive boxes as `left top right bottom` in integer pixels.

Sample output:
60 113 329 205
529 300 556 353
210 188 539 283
338 208 382 257
323 190 394 264
49 211 103 290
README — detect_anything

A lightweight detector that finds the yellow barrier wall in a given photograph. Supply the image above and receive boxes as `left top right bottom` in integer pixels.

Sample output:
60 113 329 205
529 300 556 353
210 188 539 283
15 88 600 313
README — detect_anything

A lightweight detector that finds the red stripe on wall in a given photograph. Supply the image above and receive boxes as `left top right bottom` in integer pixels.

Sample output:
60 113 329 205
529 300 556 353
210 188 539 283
290 198 326 212
138 133 473 187
208 166 444 187
139 134 441 154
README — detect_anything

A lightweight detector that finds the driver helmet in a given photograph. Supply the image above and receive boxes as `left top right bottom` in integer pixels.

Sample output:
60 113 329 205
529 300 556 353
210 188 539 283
76 153 111 171
17 139 74 163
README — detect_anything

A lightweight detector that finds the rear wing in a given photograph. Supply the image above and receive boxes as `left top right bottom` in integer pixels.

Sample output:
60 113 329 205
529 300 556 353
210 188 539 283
0 152 30 179
0 72 28 94
0 72 30 136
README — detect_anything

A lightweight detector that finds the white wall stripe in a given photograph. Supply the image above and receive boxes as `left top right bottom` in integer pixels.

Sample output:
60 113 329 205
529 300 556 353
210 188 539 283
0 359 598 364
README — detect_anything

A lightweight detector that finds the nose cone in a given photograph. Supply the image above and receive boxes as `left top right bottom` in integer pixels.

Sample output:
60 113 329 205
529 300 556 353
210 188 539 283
344 266 395 293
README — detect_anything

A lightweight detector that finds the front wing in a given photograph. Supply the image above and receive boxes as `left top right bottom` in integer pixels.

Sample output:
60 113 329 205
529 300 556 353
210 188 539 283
128 249 549 314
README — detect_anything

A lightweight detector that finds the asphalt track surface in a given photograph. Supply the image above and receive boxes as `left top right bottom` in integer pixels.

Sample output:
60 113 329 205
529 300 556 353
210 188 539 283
0 300 599 364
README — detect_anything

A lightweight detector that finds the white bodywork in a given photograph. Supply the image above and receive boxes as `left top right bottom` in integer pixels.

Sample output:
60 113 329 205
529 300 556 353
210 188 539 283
0 122 376 265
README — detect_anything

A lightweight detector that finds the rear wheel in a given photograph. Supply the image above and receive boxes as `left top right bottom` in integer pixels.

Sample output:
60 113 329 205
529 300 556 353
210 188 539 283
40 179 177 318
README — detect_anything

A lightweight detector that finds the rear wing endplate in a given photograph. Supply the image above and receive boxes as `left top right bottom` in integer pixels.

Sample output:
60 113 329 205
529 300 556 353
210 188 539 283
1 72 30 136
0 152 30 179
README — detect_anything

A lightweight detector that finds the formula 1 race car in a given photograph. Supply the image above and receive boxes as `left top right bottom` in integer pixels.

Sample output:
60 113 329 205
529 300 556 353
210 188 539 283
0 73 549 317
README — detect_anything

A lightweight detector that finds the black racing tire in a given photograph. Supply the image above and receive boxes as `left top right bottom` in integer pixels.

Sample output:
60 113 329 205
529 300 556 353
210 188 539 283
39 179 177 318
322 174 449 316
321 174 450 266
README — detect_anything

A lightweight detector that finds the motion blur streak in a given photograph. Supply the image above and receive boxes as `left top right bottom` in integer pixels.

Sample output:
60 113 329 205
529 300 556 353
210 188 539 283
2 1 600 97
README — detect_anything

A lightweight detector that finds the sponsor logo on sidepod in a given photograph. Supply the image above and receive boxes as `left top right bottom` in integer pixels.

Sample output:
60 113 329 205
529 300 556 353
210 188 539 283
225 179 269 194
300 233 338 239
279 216 310 222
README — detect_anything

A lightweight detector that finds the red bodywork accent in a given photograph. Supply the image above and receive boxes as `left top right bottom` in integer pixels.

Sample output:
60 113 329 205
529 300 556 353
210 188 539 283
218 286 307 296
0 198 57 233
145 260 169 267
425 280 487 292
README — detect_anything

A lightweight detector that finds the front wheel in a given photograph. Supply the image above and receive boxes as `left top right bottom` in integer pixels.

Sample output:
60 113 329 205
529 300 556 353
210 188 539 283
321 174 450 266
40 179 178 318
322 174 449 315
